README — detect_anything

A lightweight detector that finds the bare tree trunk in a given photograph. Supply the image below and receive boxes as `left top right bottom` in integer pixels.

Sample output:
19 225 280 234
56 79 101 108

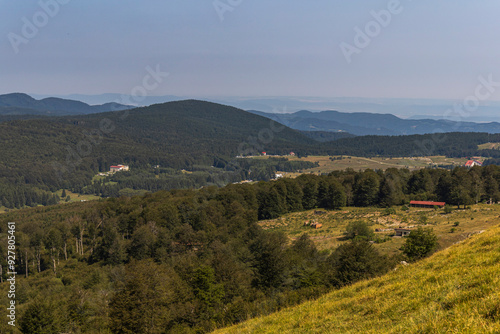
25 250 28 278
37 251 41 273
76 239 79 255
64 242 68 261
52 258 57 275
0 264 3 283
80 226 84 256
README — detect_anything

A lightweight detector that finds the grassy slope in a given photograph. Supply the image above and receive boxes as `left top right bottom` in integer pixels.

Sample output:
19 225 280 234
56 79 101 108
257 204 500 255
478 142 500 150
215 224 500 333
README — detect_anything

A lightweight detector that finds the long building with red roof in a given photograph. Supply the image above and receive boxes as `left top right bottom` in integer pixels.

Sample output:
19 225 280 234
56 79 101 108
409 200 445 208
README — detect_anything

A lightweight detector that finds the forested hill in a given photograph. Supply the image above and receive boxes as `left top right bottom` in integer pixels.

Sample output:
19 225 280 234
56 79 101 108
322 132 500 158
67 99 319 155
300 130 356 142
0 93 132 116
0 100 319 207
249 109 500 136
3 99 500 209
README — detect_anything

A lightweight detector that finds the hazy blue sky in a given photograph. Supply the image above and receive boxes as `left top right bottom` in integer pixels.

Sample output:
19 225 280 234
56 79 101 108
1 0 500 100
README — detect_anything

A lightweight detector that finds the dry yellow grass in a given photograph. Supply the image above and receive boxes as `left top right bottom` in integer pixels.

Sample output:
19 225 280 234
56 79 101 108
258 204 500 254
478 142 500 150
280 155 469 177
214 221 500 333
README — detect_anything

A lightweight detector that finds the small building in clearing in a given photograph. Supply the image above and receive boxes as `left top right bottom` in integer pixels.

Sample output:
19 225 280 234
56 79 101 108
110 164 129 172
465 160 482 168
409 200 445 208
394 228 412 237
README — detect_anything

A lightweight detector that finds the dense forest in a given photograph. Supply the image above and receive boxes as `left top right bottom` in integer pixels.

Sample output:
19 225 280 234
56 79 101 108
0 100 319 209
322 132 500 158
1 165 499 333
2 100 500 209
299 130 356 142
78 158 318 198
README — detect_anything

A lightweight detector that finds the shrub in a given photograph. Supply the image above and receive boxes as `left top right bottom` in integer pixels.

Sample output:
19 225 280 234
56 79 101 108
19 299 61 334
344 221 374 240
401 227 438 261
384 207 396 216
327 240 393 287
418 213 428 225
374 236 391 243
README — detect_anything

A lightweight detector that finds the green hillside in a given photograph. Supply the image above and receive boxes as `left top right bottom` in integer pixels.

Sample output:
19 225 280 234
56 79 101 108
2 99 500 210
2 167 500 332
215 224 500 334
0 100 318 208
322 132 500 158
0 93 131 115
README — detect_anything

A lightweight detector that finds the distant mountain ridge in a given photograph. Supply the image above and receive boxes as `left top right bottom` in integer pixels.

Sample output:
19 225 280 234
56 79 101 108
6 93 500 135
248 109 500 136
0 93 133 116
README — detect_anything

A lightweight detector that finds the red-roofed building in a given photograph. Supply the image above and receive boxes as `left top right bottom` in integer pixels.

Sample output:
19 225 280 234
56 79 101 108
110 164 129 172
465 160 482 168
410 200 445 208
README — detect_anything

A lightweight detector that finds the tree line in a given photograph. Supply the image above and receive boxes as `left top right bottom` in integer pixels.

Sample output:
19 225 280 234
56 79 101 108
2 100 500 210
0 165 499 332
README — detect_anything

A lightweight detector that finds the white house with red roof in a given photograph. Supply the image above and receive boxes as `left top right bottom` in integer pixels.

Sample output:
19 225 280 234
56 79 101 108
110 164 129 172
465 160 482 168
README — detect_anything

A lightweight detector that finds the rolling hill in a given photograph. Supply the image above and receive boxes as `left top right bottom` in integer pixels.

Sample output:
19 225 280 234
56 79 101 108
299 130 356 142
0 99 320 207
2 98 500 209
249 109 500 136
215 224 500 333
0 93 132 116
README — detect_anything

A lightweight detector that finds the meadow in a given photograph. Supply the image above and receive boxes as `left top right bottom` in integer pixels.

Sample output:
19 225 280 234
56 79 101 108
281 155 470 177
257 204 500 256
